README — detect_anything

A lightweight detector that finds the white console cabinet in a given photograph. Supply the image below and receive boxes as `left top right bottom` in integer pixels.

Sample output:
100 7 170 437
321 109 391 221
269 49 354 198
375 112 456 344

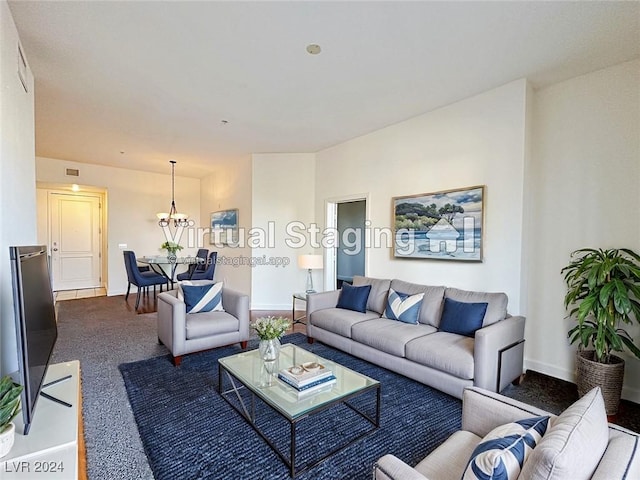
1 361 80 479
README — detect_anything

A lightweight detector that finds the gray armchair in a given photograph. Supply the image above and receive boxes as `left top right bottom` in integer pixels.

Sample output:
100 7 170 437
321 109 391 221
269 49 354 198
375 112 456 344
157 281 250 365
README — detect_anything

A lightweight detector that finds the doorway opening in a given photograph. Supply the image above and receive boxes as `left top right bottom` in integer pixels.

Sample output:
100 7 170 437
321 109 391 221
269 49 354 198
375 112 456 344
324 195 368 291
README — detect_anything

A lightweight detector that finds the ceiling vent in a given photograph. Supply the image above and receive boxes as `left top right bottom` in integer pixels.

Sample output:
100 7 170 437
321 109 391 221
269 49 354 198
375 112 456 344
65 168 79 177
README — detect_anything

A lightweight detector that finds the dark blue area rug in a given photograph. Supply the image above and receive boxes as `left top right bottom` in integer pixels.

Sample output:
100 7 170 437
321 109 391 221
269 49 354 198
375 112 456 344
119 333 461 480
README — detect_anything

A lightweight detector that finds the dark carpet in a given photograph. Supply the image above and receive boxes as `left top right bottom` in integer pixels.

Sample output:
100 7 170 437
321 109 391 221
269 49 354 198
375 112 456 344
119 333 462 480
52 295 640 480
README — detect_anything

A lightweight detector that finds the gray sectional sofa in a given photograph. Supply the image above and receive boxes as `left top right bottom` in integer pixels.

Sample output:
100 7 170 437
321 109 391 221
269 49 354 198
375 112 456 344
306 276 525 399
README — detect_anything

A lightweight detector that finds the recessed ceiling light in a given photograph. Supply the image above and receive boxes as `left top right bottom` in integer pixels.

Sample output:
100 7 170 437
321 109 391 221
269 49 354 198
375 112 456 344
306 44 321 55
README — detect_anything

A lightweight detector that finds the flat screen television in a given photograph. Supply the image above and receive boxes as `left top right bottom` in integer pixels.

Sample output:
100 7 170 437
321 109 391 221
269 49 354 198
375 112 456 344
9 245 59 435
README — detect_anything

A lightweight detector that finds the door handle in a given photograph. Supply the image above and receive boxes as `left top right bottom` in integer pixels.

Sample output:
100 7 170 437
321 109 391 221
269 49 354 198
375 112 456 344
52 248 58 251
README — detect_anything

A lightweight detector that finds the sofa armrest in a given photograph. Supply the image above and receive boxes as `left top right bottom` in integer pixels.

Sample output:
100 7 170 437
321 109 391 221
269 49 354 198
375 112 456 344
591 425 640 480
474 315 525 392
306 290 341 316
157 290 187 355
462 387 552 438
373 455 430 480
222 288 250 340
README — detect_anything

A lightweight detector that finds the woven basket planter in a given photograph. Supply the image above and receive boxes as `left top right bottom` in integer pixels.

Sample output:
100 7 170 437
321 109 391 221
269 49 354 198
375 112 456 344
576 350 624 416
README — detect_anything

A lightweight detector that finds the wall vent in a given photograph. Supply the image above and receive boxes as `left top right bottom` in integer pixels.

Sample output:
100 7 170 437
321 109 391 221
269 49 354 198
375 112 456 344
65 168 79 177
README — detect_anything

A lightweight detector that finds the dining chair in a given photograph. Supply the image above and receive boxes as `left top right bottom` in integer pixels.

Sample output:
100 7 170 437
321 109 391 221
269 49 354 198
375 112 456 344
123 251 169 309
176 248 209 281
184 251 217 281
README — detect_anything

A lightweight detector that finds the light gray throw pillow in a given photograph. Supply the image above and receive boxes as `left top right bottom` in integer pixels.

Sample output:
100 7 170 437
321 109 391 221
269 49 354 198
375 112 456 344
520 387 609 480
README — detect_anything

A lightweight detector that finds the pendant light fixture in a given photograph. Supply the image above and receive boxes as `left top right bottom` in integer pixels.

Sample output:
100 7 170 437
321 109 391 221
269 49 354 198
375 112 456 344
157 160 189 227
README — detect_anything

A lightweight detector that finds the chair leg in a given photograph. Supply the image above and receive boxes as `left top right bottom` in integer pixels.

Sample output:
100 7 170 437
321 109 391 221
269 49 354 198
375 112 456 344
125 283 131 300
240 341 247 349
172 356 182 366
135 289 141 310
307 337 315 344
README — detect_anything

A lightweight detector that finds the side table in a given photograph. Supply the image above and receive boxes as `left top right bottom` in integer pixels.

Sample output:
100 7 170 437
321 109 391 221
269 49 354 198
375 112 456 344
292 292 308 325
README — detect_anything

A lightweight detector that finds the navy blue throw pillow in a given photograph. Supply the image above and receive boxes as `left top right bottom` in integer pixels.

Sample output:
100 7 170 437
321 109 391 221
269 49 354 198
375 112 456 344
336 283 372 313
439 297 488 337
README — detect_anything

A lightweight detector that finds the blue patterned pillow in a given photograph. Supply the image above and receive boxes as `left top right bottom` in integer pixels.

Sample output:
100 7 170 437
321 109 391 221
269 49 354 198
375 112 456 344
383 288 424 324
180 282 224 313
463 415 550 480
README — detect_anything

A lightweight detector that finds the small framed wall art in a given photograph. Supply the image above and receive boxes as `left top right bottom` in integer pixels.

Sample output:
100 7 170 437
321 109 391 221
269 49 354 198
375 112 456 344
392 185 485 261
210 209 239 245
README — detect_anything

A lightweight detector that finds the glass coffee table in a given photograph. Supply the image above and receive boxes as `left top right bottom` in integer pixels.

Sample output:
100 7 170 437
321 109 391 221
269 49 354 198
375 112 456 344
218 344 380 478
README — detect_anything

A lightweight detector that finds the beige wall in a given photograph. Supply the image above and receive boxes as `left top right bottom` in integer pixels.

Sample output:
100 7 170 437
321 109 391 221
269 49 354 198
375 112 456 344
315 79 529 310
35 157 201 295
200 156 253 295
251 153 316 309
311 65 640 403
0 1 36 375
526 59 640 401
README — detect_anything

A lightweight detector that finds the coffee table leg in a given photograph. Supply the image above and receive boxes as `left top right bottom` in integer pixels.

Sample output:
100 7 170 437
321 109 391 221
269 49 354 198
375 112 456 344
290 421 296 478
376 386 381 426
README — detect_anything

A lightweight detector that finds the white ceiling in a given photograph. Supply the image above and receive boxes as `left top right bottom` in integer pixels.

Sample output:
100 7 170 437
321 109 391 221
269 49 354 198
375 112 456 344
8 1 640 178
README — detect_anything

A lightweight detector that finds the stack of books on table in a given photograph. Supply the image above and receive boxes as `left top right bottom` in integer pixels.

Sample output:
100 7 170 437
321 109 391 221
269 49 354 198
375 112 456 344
278 362 336 397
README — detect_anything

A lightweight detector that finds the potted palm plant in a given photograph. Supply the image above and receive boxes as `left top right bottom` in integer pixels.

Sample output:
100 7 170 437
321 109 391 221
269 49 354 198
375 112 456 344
562 248 640 415
0 376 23 458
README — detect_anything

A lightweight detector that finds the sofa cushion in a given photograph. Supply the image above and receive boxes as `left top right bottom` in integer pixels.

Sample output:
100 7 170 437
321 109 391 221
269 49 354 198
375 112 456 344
383 288 424 324
186 311 239 339
309 308 380 338
520 387 609 480
445 288 508 326
462 415 550 480
390 280 445 327
351 318 436 357
405 332 475 379
416 430 481 480
181 282 224 313
336 283 371 313
353 276 391 314
439 298 488 337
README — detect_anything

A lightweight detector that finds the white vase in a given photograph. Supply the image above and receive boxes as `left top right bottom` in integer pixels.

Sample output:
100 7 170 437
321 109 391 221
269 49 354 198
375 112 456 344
0 422 16 458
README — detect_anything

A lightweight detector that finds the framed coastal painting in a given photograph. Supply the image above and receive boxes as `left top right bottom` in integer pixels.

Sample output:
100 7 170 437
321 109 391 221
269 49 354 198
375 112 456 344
210 209 238 245
392 185 484 261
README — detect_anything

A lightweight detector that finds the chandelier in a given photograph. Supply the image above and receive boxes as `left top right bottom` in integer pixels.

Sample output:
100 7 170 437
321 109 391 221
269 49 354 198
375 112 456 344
157 160 189 227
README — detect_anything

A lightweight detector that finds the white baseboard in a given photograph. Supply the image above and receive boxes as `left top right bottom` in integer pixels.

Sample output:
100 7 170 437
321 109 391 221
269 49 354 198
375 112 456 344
251 303 294 311
524 358 574 383
524 357 640 404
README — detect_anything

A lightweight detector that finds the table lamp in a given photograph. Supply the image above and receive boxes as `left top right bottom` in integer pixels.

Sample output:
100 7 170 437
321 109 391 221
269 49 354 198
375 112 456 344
298 254 323 293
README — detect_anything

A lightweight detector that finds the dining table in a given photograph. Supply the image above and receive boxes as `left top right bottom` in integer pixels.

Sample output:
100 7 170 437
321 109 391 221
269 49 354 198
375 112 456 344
137 255 204 287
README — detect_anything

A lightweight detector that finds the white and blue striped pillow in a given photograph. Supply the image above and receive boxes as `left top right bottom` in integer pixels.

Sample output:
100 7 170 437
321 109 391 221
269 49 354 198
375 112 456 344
178 281 224 314
383 288 424 324
463 415 550 480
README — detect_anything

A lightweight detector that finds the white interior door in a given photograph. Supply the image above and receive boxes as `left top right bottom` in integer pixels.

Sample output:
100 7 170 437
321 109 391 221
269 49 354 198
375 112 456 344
49 193 102 291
